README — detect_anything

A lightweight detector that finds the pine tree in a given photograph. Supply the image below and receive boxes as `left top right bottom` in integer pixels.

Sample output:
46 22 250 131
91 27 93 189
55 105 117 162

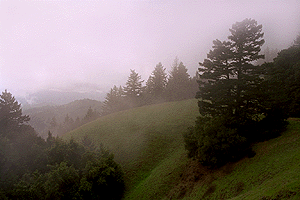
166 59 192 101
83 107 99 122
145 62 167 103
102 85 125 115
184 19 266 167
198 18 265 119
0 90 30 137
123 69 144 108
264 35 300 117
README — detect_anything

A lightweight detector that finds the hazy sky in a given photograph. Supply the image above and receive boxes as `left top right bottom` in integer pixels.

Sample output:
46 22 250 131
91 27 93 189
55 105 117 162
1 0 299 97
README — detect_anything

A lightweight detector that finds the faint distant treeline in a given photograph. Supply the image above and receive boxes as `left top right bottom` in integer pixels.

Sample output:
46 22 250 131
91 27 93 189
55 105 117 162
102 58 199 116
47 107 100 137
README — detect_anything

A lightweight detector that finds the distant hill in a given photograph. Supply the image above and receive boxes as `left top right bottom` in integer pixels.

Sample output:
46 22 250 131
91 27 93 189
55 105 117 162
19 89 106 108
24 99 103 138
62 99 300 199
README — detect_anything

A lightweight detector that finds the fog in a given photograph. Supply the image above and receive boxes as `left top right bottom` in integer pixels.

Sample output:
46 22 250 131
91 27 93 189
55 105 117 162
0 0 299 101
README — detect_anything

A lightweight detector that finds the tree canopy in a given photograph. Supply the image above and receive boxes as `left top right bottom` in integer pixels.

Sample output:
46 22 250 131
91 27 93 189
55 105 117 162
184 19 288 168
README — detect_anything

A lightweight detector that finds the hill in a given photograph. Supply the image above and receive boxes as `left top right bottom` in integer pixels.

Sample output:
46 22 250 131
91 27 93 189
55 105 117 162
62 99 300 199
24 99 103 138
62 99 199 193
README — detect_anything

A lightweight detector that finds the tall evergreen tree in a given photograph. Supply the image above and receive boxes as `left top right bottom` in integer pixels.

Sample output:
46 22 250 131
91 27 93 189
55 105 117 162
166 59 192 101
102 85 125 115
263 35 300 117
123 69 144 108
185 19 268 167
145 62 167 103
198 18 265 119
83 106 99 122
0 90 30 138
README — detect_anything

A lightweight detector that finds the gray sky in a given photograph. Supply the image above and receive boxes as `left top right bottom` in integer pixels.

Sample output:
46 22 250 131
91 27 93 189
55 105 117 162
1 0 299 97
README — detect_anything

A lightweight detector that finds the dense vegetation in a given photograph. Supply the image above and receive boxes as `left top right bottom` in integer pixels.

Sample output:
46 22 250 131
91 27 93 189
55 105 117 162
0 90 124 199
184 18 300 168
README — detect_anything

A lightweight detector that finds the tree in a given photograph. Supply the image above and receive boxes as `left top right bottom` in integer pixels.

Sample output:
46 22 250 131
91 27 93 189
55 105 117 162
263 35 300 117
166 59 193 101
102 85 125 115
185 19 267 168
198 18 265 120
123 69 144 108
83 107 99 123
0 90 30 138
145 62 167 103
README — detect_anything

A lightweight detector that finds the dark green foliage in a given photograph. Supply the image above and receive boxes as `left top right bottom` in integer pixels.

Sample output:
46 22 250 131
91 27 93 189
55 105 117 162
80 152 125 200
0 90 30 138
102 85 126 115
185 116 248 168
165 59 195 101
145 62 167 104
185 19 288 168
0 90 125 199
198 18 265 119
124 69 144 108
0 90 47 190
263 36 300 117
3 137 125 200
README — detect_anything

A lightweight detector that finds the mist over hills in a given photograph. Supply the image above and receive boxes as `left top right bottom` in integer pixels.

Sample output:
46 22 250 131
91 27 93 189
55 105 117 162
17 88 106 109
23 98 103 138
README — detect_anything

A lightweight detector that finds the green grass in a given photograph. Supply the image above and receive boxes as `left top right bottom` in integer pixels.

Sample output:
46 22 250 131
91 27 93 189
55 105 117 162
62 99 199 193
182 119 300 200
63 99 300 199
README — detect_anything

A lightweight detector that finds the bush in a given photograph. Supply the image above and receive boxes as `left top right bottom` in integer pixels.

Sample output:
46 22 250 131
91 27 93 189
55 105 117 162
184 116 249 168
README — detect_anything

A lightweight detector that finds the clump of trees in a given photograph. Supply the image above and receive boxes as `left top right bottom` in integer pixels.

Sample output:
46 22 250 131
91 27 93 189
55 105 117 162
184 18 296 168
47 107 100 137
102 60 198 116
0 90 124 199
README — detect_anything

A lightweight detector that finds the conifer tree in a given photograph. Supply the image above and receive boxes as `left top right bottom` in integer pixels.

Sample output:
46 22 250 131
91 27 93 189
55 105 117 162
198 18 265 119
102 85 125 115
145 62 167 103
123 69 144 107
0 90 30 137
166 59 192 101
185 19 266 167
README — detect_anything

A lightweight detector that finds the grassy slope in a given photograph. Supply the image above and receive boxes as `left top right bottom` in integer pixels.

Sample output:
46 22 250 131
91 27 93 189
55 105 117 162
180 119 300 200
62 99 199 196
63 99 300 200
125 119 300 200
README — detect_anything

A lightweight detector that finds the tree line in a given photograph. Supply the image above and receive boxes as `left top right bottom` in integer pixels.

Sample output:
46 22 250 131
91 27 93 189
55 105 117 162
0 90 124 199
102 59 199 116
47 107 100 137
184 18 300 168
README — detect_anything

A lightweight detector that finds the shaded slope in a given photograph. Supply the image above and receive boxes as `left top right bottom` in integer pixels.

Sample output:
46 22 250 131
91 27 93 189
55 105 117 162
167 119 300 200
62 99 199 191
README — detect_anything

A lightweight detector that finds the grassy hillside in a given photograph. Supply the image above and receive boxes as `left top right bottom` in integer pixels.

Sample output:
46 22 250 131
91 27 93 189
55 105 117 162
63 99 199 193
179 119 300 200
63 99 300 199
122 119 300 200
